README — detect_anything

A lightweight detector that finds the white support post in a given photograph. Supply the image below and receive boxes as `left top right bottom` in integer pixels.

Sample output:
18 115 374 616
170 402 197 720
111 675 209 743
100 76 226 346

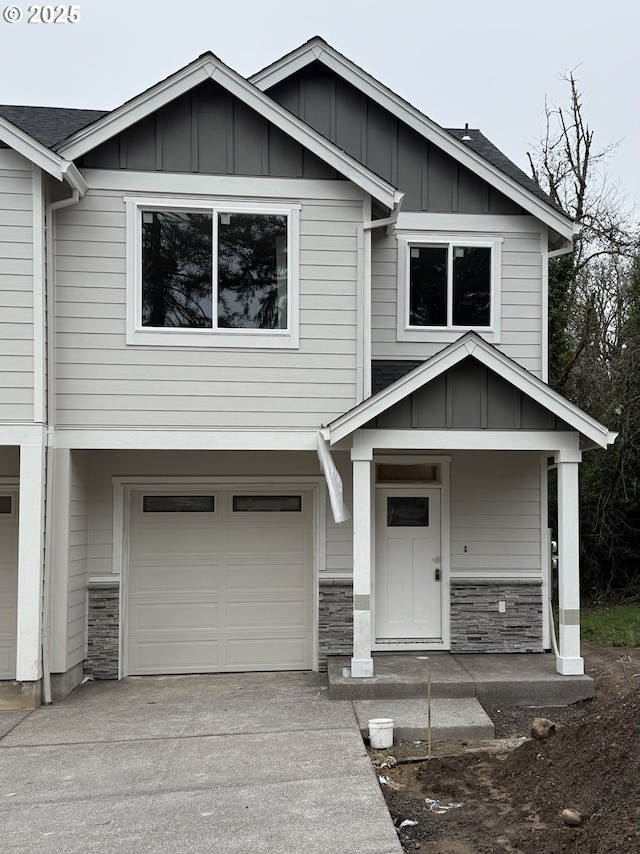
49 448 71 673
16 443 47 682
555 448 583 675
351 446 374 677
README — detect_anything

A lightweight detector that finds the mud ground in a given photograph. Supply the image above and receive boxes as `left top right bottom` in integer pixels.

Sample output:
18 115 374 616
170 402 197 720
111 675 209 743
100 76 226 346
369 645 640 854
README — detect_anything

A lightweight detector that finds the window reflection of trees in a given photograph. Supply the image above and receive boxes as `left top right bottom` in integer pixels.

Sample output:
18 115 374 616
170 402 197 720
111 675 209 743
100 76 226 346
218 214 288 330
142 211 213 328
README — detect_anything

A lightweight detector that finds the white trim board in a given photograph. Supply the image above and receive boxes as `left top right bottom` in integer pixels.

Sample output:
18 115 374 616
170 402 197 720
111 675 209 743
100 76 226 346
328 332 616 448
52 429 320 451
56 54 403 212
250 38 575 241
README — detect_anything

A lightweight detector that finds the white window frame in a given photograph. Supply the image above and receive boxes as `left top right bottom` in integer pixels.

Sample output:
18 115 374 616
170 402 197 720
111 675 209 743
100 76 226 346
125 196 300 348
397 232 502 344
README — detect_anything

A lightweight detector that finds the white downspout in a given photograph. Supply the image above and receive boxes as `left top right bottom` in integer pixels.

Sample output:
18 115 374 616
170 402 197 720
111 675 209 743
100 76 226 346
42 187 83 704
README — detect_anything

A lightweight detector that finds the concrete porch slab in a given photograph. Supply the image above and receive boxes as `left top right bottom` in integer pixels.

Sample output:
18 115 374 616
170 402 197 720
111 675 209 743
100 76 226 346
456 653 595 706
353 697 494 744
327 651 595 706
328 653 475 700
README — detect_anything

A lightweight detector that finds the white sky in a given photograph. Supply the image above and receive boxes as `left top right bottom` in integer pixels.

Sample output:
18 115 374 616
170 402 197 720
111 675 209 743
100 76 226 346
1 0 638 208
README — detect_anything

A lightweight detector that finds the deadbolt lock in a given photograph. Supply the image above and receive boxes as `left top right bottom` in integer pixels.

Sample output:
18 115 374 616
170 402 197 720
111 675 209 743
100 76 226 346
435 568 441 581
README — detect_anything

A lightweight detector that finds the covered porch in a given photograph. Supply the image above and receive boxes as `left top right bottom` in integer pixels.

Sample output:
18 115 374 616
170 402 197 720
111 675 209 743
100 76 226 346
324 334 616 680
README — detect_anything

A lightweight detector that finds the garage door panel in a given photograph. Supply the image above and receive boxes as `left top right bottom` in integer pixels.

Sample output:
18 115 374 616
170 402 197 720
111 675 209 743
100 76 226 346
226 598 311 630
226 526 308 554
132 639 221 672
226 563 311 593
129 563 224 595
129 602 221 632
130 524 225 555
225 637 311 669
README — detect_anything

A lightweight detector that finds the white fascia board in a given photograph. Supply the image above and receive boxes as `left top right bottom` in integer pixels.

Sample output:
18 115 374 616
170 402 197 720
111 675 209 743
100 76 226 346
355 429 581 452
328 333 613 448
52 428 319 451
251 40 573 240
57 54 401 210
0 115 64 180
61 161 88 195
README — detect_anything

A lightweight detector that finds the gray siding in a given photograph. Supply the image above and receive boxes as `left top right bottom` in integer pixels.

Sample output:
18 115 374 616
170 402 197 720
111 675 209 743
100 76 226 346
54 183 361 429
368 358 571 430
266 62 524 214
66 450 89 669
0 149 33 422
450 451 542 579
79 82 339 179
371 225 544 375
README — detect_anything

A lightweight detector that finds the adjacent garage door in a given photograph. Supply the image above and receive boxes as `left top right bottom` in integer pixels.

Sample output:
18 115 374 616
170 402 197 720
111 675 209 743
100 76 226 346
0 491 18 680
127 488 314 675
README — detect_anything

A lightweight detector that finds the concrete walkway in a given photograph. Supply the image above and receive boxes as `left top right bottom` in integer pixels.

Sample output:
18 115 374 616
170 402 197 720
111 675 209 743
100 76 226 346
0 673 402 854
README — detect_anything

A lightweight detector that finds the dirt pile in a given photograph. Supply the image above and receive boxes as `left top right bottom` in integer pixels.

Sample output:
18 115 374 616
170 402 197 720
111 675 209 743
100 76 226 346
378 687 640 853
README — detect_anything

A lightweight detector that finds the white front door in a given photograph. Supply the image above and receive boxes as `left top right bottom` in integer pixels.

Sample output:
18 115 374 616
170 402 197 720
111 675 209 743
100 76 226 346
375 488 442 641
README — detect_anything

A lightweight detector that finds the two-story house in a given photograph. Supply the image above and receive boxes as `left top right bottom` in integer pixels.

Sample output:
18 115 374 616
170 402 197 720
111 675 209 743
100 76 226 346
0 38 615 706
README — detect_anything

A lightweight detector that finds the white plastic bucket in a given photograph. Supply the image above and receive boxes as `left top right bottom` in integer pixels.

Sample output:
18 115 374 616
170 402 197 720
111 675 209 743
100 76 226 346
368 718 394 749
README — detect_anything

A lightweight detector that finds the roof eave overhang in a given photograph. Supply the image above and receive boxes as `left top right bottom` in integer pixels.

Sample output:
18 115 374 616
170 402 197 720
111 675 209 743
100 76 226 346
56 54 402 211
0 115 66 180
327 333 615 450
251 40 575 240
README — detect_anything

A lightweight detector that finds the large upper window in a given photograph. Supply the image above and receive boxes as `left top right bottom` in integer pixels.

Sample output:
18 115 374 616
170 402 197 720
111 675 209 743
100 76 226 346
127 199 299 348
397 234 501 343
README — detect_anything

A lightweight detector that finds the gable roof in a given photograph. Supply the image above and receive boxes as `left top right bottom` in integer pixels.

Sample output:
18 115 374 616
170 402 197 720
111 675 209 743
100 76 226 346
0 105 107 148
327 332 616 449
251 37 575 242
51 52 402 212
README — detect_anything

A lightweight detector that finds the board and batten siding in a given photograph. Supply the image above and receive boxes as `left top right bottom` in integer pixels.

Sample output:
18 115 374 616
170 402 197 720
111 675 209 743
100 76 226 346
371 224 544 376
450 451 542 579
84 449 351 580
54 183 361 429
0 149 34 422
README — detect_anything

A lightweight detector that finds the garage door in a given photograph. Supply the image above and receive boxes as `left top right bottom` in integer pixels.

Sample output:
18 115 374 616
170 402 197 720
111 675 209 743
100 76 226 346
127 489 314 675
0 491 18 680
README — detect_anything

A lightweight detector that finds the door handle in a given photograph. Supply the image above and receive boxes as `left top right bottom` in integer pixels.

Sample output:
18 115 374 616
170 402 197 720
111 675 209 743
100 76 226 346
435 568 440 581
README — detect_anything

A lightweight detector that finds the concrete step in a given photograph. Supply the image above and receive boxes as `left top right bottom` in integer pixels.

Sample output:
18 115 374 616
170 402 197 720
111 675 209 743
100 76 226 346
354 697 495 745
328 653 476 701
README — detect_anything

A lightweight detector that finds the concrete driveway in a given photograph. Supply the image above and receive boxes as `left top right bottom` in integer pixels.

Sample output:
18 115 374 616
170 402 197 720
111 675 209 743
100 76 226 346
0 672 401 853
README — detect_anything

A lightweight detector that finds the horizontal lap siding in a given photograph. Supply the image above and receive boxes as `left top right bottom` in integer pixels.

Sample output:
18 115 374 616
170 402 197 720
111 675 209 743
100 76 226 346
67 450 89 669
450 451 542 579
0 151 33 421
371 229 543 376
54 187 360 428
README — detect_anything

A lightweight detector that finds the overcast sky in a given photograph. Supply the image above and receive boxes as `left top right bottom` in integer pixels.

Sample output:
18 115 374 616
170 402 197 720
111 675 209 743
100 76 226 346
1 0 638 208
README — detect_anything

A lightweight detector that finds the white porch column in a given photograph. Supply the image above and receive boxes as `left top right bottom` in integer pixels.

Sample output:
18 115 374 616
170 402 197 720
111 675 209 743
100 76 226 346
555 448 583 675
16 443 47 681
351 446 374 677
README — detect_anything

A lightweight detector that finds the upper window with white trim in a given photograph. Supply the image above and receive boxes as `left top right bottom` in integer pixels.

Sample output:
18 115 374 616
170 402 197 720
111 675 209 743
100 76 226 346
126 198 299 348
397 234 502 343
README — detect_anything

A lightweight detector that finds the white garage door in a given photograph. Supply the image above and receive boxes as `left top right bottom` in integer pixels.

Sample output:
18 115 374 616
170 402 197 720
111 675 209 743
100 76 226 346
0 491 18 680
127 489 314 675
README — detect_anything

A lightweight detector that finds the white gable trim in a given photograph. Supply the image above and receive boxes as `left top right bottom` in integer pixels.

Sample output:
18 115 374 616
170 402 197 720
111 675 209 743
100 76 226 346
327 333 616 449
251 39 575 240
56 54 403 211
0 115 65 180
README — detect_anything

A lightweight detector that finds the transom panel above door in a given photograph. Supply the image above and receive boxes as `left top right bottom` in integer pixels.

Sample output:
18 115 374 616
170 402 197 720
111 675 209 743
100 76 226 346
126 488 314 675
375 487 442 643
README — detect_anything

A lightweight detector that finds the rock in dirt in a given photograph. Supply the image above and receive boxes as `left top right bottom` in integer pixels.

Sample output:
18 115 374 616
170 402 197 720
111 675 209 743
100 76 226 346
561 808 584 826
531 717 556 740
